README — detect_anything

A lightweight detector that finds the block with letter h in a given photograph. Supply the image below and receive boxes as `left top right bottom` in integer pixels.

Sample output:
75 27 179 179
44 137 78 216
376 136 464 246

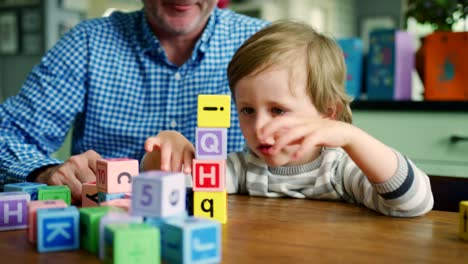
0 191 30 231
36 206 80 253
192 94 230 224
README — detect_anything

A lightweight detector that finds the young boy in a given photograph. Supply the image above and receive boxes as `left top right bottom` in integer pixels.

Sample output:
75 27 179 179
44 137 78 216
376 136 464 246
141 21 434 217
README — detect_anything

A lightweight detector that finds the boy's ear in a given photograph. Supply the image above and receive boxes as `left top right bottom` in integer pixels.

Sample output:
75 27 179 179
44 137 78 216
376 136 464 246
323 103 342 120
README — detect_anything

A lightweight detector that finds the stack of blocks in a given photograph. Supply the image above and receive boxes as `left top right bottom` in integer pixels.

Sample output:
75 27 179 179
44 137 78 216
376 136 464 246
0 94 228 262
192 94 230 224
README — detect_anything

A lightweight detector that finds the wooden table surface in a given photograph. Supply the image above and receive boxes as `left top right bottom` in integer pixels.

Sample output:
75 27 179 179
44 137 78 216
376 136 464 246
1 195 467 263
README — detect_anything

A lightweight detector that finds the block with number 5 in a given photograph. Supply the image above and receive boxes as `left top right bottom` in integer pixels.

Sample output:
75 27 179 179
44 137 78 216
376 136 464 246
131 171 186 218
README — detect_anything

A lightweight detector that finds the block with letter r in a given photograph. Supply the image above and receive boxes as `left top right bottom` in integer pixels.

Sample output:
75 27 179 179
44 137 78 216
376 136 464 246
4 182 47 200
37 206 80 253
195 128 227 160
96 158 139 194
131 171 186 218
162 216 221 264
192 159 225 191
0 191 30 231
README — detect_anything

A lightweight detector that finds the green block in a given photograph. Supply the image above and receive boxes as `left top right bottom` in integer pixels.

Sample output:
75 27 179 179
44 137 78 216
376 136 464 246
105 223 160 264
38 185 71 205
79 206 123 254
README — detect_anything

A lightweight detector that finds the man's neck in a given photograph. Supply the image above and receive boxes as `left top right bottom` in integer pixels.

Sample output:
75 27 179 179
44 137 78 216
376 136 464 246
159 33 199 66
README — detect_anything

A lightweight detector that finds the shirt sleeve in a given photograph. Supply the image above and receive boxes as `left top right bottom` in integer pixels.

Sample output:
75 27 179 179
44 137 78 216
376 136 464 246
0 22 90 185
339 150 434 217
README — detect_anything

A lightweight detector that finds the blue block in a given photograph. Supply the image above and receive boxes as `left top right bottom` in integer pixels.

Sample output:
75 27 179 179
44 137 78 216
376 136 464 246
4 182 47 200
162 216 221 264
337 38 363 99
97 192 126 205
37 206 80 253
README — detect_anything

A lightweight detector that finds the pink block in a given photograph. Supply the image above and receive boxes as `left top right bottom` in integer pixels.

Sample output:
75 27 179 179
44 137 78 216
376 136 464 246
27 200 67 243
82 181 98 208
96 158 139 193
100 199 131 213
192 159 226 191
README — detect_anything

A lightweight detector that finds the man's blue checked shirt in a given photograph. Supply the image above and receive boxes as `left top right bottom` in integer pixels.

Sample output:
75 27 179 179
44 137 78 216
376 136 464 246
0 8 267 185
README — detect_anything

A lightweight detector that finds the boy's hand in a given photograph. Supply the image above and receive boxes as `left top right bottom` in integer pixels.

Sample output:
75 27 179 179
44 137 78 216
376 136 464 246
144 130 195 174
259 116 355 160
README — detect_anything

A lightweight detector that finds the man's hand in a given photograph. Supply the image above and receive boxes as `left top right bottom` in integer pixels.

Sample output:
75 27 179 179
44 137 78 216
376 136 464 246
34 150 102 203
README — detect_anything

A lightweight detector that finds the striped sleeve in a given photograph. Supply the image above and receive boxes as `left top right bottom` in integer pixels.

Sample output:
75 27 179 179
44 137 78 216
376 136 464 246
340 150 434 217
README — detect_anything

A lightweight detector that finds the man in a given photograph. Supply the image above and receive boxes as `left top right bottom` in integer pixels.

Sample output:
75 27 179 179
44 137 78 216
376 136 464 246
0 0 267 202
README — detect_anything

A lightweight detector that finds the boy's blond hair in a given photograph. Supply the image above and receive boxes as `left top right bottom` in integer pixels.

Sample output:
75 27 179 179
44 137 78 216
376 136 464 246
227 20 353 123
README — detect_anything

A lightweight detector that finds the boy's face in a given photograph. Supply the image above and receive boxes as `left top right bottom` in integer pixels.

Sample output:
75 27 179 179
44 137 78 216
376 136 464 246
234 65 324 167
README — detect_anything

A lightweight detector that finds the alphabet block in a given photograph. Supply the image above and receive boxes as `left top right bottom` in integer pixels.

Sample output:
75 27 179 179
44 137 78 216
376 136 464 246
197 94 231 128
195 128 227 160
100 199 131 212
97 191 127 205
162 216 221 264
27 200 67 242
105 223 160 264
460 201 468 241
192 159 225 191
193 191 227 224
4 182 47 200
131 171 186 218
0 191 30 231
96 158 139 194
36 206 80 253
98 212 143 260
79 206 123 254
82 181 98 208
38 185 71 205
186 187 194 216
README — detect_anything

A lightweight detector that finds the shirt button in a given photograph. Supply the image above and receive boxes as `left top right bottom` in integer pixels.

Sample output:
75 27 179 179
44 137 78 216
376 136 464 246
170 120 177 128
174 72 181 80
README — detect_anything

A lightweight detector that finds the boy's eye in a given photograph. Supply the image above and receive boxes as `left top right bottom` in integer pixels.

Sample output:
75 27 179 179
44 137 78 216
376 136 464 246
271 107 286 115
240 107 254 115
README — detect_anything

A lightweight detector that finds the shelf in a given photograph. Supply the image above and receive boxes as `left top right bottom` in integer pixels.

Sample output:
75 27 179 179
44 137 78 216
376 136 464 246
351 101 468 112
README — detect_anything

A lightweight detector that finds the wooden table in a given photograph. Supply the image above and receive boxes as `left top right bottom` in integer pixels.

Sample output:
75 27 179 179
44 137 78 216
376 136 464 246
1 195 467 263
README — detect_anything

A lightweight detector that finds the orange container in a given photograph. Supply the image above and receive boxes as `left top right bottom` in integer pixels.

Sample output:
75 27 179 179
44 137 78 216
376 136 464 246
424 32 468 100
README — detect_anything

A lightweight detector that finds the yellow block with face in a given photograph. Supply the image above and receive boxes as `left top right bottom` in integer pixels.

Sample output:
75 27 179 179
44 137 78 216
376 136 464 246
460 201 468 241
197 95 231 128
193 191 227 224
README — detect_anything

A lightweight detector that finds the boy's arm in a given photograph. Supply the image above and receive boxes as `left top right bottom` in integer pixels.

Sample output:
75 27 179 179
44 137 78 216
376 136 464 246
338 150 434 217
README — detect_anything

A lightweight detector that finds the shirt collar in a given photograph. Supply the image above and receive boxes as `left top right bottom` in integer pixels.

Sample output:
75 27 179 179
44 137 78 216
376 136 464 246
139 8 219 59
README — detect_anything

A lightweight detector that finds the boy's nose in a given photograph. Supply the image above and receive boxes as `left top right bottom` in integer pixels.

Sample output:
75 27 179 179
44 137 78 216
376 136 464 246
254 114 269 141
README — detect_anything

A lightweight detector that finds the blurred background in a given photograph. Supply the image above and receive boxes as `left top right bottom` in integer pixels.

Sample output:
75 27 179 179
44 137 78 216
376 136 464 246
1 0 468 102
